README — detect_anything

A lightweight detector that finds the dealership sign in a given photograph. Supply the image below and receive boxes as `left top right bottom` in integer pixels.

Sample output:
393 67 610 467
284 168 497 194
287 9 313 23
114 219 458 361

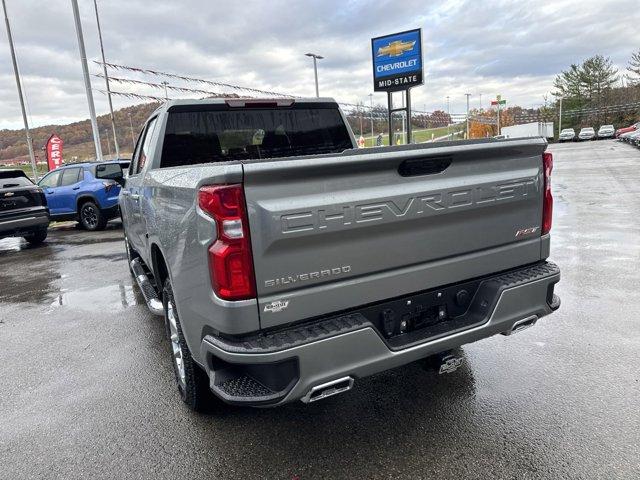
371 29 423 92
45 134 64 170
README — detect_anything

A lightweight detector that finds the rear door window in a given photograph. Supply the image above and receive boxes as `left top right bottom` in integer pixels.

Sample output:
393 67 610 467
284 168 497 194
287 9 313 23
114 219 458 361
160 105 352 168
132 117 158 175
59 168 81 186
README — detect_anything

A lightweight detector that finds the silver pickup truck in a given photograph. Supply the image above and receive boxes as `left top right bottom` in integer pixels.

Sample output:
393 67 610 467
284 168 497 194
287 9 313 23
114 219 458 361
120 97 560 411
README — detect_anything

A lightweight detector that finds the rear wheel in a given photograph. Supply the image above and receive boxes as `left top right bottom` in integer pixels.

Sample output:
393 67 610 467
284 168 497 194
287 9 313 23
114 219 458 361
79 201 107 231
162 278 213 412
23 228 47 245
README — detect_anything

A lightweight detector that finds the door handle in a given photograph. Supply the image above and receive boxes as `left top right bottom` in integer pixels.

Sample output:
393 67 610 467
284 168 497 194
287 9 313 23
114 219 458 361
72 187 80 190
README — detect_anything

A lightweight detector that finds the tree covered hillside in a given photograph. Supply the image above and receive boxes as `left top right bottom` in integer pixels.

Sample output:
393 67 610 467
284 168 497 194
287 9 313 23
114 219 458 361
0 102 160 164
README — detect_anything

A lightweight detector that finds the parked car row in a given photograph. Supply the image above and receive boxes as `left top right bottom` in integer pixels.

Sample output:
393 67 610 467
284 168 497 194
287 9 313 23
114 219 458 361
0 159 129 245
618 126 640 147
615 121 639 138
558 125 616 142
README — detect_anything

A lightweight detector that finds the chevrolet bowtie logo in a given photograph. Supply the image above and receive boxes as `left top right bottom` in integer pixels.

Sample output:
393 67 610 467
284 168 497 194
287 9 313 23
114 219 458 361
377 40 416 57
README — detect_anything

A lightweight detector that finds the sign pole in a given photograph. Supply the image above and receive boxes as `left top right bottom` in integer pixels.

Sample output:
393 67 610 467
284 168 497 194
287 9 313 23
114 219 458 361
387 91 393 146
406 89 412 144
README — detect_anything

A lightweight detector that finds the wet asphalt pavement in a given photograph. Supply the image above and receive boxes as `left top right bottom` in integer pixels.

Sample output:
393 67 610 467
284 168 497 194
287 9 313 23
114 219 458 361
1 140 639 479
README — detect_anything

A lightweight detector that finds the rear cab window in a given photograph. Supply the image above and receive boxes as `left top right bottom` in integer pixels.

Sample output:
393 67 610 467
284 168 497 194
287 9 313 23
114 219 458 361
159 102 353 168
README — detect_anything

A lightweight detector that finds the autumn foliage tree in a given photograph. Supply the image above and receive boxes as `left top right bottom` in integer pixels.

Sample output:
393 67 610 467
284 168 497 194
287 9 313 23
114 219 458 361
468 107 515 138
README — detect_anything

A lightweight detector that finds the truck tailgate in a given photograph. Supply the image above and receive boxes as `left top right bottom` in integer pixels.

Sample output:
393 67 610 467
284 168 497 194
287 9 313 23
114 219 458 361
243 138 547 328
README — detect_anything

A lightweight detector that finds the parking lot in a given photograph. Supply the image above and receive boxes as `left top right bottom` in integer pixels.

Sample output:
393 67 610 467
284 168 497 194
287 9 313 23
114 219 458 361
0 140 639 479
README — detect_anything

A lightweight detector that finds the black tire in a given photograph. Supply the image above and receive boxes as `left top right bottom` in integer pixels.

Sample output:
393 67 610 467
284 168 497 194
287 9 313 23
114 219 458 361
79 201 107 231
162 278 213 412
23 228 47 245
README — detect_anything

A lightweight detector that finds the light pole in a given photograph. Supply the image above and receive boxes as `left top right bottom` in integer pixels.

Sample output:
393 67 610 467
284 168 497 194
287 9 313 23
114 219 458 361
105 129 111 157
71 0 103 161
446 96 450 138
368 93 374 139
479 93 482 111
3 0 38 181
305 53 323 98
558 97 563 138
161 81 169 100
93 0 119 159
128 113 135 150
465 93 471 139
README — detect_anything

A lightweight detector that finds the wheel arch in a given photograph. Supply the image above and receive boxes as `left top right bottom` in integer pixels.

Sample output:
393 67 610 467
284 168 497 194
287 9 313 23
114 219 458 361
76 194 99 213
151 242 170 291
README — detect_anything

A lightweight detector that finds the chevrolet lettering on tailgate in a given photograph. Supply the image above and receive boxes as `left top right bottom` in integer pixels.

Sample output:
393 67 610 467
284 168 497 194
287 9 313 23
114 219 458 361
280 178 537 234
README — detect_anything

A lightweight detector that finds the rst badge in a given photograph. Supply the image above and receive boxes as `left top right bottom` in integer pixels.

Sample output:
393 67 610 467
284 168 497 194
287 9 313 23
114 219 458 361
515 226 540 237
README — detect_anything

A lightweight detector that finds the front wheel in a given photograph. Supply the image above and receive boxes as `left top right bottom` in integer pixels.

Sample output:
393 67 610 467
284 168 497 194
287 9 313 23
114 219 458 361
79 201 107 231
163 278 214 412
23 228 47 245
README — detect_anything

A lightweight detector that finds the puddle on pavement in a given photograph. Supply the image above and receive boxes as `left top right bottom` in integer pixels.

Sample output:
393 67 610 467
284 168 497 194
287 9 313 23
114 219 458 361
50 283 140 312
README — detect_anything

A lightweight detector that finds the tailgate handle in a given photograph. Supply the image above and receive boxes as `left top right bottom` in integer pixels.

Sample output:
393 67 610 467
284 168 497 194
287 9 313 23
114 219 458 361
398 156 452 177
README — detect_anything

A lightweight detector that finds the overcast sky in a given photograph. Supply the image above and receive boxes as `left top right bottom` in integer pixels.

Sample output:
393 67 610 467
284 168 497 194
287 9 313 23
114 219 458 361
1 0 639 130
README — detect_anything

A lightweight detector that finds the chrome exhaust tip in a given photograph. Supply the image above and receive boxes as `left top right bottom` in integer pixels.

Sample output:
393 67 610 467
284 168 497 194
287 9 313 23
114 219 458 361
501 315 538 336
301 376 354 403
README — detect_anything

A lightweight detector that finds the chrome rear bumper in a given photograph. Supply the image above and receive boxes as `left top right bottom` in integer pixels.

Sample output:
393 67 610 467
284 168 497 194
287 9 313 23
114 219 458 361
201 262 560 406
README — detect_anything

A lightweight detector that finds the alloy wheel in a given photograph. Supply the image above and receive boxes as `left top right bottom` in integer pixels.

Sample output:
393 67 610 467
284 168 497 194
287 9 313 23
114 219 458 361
82 204 98 229
166 300 186 389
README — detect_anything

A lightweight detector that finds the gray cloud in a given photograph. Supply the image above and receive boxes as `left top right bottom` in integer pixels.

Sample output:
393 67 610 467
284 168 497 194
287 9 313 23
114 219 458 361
1 0 639 130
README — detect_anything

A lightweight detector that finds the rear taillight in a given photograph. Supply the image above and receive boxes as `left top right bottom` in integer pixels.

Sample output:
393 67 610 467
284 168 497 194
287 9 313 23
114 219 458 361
198 184 256 300
542 152 553 235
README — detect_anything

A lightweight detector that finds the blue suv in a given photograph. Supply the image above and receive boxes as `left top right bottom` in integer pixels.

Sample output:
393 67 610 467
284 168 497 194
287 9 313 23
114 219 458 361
37 160 128 230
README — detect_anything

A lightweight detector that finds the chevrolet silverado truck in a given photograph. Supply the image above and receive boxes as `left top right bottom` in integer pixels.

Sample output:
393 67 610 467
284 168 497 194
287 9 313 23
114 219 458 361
120 98 560 411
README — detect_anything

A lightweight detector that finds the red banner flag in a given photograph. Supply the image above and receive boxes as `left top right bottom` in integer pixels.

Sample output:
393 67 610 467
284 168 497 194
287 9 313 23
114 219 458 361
46 134 64 170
